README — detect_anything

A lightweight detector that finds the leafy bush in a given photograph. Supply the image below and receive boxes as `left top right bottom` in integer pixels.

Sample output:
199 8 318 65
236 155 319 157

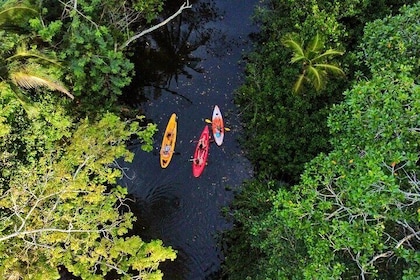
358 2 420 77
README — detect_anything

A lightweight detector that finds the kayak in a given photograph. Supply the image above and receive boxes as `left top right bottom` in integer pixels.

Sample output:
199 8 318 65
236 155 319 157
160 113 177 168
211 105 224 146
192 125 210 177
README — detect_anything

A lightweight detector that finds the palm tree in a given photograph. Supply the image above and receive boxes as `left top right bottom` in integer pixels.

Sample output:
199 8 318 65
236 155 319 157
5 43 74 99
0 3 73 103
282 32 345 93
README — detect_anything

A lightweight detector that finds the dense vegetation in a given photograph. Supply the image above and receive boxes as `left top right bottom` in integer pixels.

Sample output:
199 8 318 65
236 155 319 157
224 0 419 279
1 0 419 279
0 0 182 279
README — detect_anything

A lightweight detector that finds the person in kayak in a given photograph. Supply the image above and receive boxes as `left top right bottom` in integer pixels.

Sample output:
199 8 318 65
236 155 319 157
198 138 206 150
163 144 171 155
215 126 222 137
194 157 203 165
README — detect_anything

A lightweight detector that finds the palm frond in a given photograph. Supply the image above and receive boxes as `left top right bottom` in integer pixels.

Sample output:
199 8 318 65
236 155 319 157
284 32 346 94
313 49 344 62
7 43 62 67
314 63 345 76
307 66 325 91
11 72 74 99
282 34 304 59
291 54 306 63
307 32 324 53
0 5 38 28
292 74 306 94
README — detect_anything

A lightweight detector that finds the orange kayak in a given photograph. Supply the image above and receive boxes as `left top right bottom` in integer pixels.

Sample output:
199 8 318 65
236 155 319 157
160 113 177 168
192 125 210 177
212 105 224 146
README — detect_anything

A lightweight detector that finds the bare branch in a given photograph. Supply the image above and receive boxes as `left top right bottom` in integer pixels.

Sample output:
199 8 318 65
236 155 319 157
367 228 420 268
368 250 393 266
395 230 420 248
111 159 135 180
120 1 192 49
0 227 105 242
73 156 91 179
346 249 368 280
59 0 99 29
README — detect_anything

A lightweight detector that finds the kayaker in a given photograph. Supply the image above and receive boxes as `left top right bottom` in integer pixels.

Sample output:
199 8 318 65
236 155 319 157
163 144 171 155
198 138 206 150
215 126 222 137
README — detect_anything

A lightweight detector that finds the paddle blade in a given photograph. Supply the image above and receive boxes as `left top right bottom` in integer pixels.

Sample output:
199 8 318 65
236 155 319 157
224 127 231 131
205 119 212 124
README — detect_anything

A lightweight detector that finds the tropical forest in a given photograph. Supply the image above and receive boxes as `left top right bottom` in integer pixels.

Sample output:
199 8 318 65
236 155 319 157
0 0 419 280
223 0 420 279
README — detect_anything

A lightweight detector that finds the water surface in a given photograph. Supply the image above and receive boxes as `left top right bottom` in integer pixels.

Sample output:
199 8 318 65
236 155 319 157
121 1 258 278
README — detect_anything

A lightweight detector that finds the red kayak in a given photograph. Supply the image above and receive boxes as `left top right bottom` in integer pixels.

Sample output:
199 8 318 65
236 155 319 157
192 125 210 177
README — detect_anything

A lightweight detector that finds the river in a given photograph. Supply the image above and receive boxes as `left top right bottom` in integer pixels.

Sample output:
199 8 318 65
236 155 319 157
120 1 258 279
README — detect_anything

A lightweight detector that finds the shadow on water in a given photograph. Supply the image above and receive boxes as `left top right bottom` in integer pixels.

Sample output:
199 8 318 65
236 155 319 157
123 0 223 106
121 0 258 279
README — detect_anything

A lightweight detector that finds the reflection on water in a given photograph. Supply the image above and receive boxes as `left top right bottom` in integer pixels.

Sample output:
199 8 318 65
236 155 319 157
121 0 257 279
124 0 224 104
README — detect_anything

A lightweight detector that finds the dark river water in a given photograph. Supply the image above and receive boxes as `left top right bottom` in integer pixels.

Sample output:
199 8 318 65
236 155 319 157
120 1 258 279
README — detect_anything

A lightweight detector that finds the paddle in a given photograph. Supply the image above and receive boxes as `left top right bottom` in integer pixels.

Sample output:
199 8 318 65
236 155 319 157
204 119 231 131
190 138 216 144
154 146 180 155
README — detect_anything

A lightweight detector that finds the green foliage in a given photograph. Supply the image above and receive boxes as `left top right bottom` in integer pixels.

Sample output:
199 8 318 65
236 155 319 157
0 1 173 278
0 0 37 29
226 1 420 279
0 3 73 108
230 71 420 280
45 16 131 109
234 0 418 183
132 0 163 23
222 179 287 280
235 44 339 182
29 18 62 42
282 32 345 93
23 0 165 110
0 110 166 279
268 71 419 279
235 0 395 182
358 2 420 77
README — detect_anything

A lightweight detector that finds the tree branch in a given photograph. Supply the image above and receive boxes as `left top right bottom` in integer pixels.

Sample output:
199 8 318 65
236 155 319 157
368 250 393 267
395 230 420 248
73 156 91 179
120 1 192 49
59 0 99 29
0 227 105 242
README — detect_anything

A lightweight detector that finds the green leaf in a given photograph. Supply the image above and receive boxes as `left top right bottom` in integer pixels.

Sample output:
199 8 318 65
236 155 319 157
307 65 323 91
314 63 345 76
313 49 344 62
293 74 306 93
282 33 304 58
307 32 324 53
0 4 38 28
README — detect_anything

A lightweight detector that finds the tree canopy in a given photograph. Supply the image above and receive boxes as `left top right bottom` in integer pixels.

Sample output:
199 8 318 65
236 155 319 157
0 0 186 278
224 1 420 279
